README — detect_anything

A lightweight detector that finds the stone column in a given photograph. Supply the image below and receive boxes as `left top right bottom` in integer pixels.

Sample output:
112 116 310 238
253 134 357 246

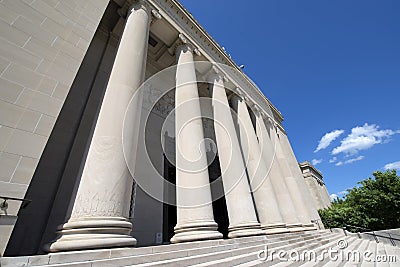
253 107 303 233
278 128 320 229
322 184 332 208
308 178 325 210
48 2 153 252
171 36 222 243
316 181 327 209
230 91 288 234
271 125 315 230
208 68 263 238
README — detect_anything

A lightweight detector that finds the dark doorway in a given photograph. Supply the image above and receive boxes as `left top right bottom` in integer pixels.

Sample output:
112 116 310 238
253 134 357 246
162 152 176 243
161 136 230 242
208 154 229 238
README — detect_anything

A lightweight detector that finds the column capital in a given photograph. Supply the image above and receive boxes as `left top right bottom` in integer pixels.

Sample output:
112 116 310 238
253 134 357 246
251 103 282 133
118 0 155 18
233 87 248 102
116 0 162 25
206 65 228 83
169 34 201 56
150 9 162 23
252 104 263 117
269 117 279 130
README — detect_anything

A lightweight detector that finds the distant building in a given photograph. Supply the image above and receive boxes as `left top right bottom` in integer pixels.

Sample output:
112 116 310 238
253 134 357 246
299 161 332 210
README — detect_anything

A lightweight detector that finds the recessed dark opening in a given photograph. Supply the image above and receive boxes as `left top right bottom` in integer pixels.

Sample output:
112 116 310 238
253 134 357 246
149 36 158 47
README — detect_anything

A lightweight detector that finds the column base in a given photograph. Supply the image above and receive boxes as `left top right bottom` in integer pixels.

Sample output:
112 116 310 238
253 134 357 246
302 223 317 231
228 222 265 238
171 221 223 243
286 223 305 233
45 217 137 252
262 223 289 234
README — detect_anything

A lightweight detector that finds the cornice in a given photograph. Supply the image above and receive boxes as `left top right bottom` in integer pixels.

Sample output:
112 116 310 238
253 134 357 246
299 161 324 179
147 0 284 126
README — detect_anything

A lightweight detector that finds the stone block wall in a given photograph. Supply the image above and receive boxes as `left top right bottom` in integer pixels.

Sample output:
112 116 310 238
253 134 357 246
0 0 109 255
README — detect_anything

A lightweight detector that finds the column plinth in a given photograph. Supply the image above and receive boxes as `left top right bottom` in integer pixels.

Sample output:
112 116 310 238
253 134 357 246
171 42 222 243
262 223 288 234
47 2 152 252
171 221 221 243
47 217 135 251
286 223 306 232
208 69 263 239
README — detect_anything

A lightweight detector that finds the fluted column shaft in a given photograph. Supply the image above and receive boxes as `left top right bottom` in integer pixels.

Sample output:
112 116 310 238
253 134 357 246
171 43 222 243
322 184 332 208
278 129 321 228
253 107 298 233
48 2 152 252
230 93 287 234
208 71 263 238
309 178 326 209
271 125 315 230
254 111 303 232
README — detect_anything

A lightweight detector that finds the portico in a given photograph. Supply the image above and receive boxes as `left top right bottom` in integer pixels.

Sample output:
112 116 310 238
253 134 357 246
2 0 322 256
45 0 319 252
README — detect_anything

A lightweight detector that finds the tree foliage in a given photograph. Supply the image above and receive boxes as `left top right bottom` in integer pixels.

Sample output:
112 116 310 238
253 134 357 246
319 170 400 232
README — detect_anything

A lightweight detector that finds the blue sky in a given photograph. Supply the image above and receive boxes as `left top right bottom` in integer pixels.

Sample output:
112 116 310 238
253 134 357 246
179 0 400 199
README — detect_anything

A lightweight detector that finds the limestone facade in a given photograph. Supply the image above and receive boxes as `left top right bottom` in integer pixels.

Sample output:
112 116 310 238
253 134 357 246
299 161 332 210
0 0 322 256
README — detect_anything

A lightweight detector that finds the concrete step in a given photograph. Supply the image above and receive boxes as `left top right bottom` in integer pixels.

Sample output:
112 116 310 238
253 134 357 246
299 237 357 267
359 240 376 267
280 236 355 267
237 234 398 267
4 230 397 267
176 236 329 267
322 238 365 267
384 244 400 267
376 243 390 267
236 233 344 267
188 235 337 267
254 239 333 267
98 233 336 267
1 231 325 267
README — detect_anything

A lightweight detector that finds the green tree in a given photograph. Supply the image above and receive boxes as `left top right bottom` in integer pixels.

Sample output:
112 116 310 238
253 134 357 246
319 170 400 232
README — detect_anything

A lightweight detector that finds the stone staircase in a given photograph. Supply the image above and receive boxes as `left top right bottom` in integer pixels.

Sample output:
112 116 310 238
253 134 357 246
1 230 399 267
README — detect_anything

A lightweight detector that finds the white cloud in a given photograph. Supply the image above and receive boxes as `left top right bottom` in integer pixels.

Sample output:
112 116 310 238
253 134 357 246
330 194 338 201
329 157 337 163
314 130 345 153
335 156 365 167
332 124 397 155
344 155 365 164
384 161 400 170
311 158 323 165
